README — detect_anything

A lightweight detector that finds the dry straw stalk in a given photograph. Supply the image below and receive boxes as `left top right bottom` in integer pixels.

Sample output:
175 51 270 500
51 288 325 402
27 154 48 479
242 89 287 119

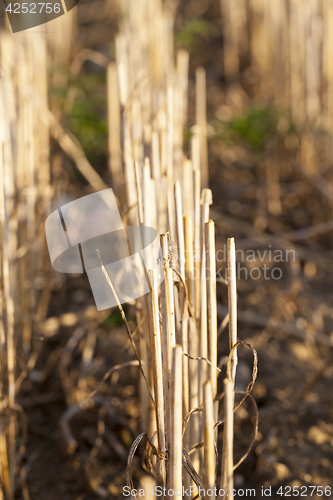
205 220 218 396
160 232 175 450
220 378 234 499
170 345 183 496
148 269 166 483
203 380 216 494
227 238 238 385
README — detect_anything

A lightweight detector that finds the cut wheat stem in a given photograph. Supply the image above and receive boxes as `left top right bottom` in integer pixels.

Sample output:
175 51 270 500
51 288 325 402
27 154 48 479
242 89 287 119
169 345 183 496
148 269 166 484
227 238 238 386
203 380 216 495
220 378 234 499
196 67 209 189
205 220 218 396
160 232 175 451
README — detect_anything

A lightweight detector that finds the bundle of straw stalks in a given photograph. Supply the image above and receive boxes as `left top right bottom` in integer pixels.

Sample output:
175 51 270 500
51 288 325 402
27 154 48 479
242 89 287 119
0 10 77 493
0 0 260 497
102 0 259 496
221 0 333 171
0 30 52 499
